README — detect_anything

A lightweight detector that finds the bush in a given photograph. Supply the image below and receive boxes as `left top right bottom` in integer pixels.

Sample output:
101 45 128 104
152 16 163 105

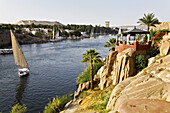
135 54 147 69
152 32 165 41
152 29 169 41
35 31 44 37
77 62 104 84
44 95 71 113
10 103 27 113
147 48 159 57
150 29 157 39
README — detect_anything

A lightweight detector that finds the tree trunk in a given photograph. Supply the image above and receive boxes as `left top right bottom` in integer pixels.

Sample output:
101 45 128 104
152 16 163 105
147 26 150 31
90 63 93 89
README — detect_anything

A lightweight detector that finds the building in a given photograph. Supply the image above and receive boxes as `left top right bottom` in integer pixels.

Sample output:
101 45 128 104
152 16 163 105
105 21 110 28
116 27 151 53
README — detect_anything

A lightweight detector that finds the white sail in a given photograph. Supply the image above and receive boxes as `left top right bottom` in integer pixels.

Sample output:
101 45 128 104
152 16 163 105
10 30 28 68
56 31 59 37
90 28 94 37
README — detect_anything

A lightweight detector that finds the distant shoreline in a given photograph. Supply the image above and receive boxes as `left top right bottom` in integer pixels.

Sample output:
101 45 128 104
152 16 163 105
0 33 88 48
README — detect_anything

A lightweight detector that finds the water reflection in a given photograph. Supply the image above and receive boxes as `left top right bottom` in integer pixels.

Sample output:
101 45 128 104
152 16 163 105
15 76 28 103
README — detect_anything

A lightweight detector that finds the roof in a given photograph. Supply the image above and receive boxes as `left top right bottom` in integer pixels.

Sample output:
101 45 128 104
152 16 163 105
123 27 149 35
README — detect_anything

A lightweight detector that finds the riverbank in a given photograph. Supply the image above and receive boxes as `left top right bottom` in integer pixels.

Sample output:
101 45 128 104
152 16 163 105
0 31 90 48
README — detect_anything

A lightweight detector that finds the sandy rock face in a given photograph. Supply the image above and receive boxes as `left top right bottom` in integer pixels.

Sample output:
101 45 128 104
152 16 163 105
119 99 170 113
160 34 170 56
94 48 137 90
74 81 90 99
107 54 170 112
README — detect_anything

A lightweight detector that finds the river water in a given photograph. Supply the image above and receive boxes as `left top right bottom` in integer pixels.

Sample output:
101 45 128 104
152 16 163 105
0 36 112 113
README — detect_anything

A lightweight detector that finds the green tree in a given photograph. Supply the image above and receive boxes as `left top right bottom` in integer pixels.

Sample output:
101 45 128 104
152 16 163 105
81 49 102 89
30 23 35 29
137 13 160 31
135 54 147 69
104 38 116 51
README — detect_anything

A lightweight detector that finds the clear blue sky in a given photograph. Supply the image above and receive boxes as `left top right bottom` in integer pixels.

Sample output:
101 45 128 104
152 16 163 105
0 0 170 26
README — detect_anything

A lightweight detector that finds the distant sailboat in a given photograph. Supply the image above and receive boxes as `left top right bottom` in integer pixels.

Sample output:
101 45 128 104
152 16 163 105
10 30 29 77
50 27 64 42
90 28 95 39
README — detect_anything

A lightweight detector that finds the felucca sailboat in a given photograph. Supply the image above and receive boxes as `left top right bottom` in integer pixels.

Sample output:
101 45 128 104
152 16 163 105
10 30 29 77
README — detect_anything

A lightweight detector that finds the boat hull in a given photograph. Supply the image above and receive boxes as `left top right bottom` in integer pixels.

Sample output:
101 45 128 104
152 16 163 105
18 68 29 77
0 49 13 55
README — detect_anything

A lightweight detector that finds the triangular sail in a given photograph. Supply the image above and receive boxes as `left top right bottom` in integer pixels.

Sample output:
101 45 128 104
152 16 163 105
10 30 28 68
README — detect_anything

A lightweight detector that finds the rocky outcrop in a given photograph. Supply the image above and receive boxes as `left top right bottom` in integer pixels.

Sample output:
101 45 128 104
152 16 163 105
106 54 170 112
160 33 170 56
119 99 170 113
94 48 137 90
150 22 170 31
74 81 90 99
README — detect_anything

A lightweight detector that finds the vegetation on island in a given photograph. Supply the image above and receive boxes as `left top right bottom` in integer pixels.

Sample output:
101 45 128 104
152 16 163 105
76 86 115 113
77 61 104 84
9 95 71 113
10 103 27 113
81 49 102 89
43 95 71 113
137 13 160 31
104 38 116 51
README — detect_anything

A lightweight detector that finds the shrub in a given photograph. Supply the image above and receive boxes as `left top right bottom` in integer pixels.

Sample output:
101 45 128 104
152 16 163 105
150 29 157 39
156 29 169 34
35 31 44 37
152 32 165 41
10 103 27 113
44 95 71 113
147 48 159 57
77 62 104 84
135 54 147 69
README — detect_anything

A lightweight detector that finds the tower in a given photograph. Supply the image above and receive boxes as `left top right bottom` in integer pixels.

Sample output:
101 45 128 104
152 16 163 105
105 21 110 27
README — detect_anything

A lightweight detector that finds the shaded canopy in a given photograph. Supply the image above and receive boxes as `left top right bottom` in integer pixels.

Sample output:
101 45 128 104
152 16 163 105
123 28 149 36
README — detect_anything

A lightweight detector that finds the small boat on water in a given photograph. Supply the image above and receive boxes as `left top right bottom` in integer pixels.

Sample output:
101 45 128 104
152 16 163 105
50 28 64 42
0 49 13 55
10 30 29 77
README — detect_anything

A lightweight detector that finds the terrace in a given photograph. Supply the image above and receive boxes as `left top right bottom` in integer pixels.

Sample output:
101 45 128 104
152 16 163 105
116 27 151 52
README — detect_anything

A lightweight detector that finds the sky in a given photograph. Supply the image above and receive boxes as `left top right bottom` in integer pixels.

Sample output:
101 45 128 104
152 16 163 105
0 0 170 26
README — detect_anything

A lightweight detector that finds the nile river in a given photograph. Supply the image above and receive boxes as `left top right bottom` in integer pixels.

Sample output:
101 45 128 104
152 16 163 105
0 36 112 112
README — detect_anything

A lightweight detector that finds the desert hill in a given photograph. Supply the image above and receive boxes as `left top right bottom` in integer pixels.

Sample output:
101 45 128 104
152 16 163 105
14 20 63 26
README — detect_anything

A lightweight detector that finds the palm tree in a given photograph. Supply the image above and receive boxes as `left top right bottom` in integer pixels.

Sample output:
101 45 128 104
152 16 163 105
104 38 116 51
81 49 102 89
137 13 160 31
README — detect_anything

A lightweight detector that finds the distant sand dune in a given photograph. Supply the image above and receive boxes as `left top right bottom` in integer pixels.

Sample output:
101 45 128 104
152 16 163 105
14 20 63 26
